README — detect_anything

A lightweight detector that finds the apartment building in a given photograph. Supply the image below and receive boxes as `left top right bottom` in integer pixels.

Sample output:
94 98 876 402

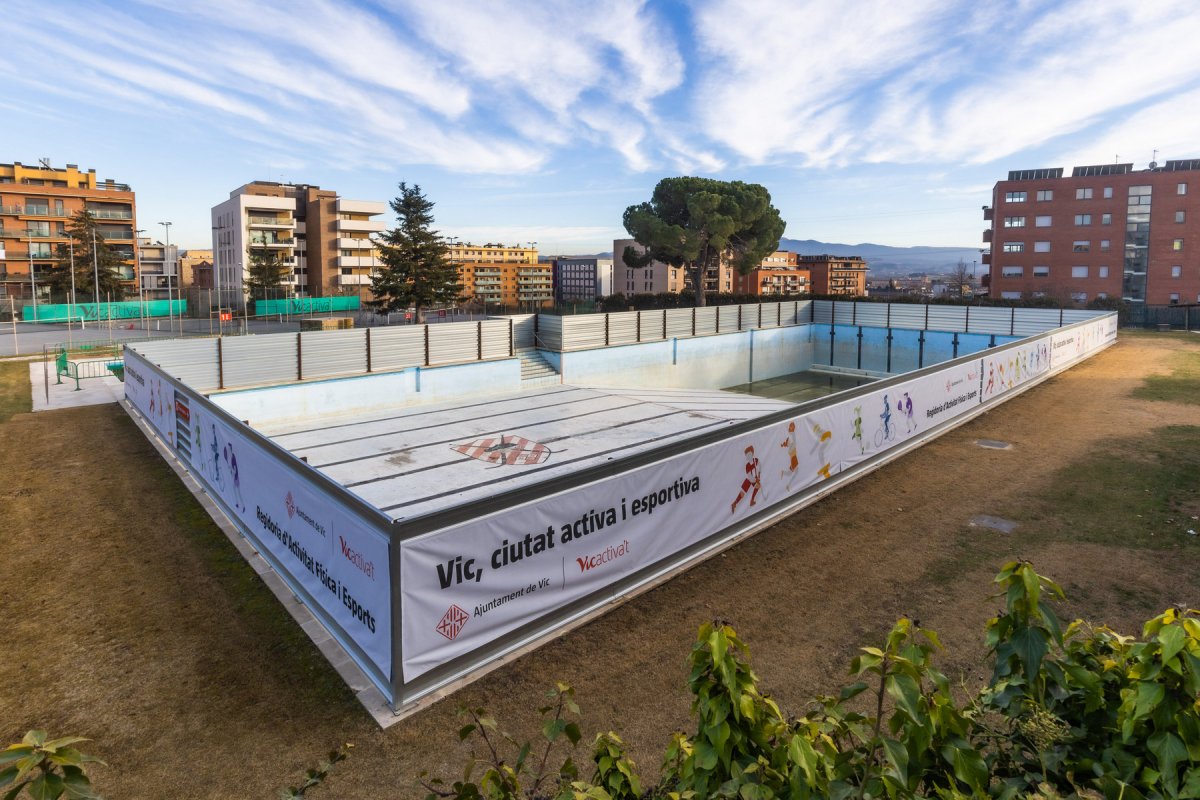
802 255 869 296
137 237 179 300
984 160 1200 305
180 249 213 289
733 250 812 296
449 243 552 309
612 239 688 295
0 161 137 301
554 257 613 302
211 182 385 306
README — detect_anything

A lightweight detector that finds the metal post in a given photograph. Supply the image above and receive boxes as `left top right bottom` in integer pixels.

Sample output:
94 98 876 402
28 233 38 322
68 240 77 333
477 320 483 360
691 307 696 336
636 311 641 342
8 297 16 356
217 336 225 390
857 326 863 370
1010 307 1016 337
366 327 373 372
424 324 430 366
886 328 893 373
160 222 174 335
604 313 610 346
91 227 100 319
297 332 303 381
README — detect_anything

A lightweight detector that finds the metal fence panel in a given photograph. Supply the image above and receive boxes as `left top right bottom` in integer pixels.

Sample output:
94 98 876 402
1061 309 1103 324
302 329 368 380
562 315 607 350
830 301 855 326
537 315 563 350
853 303 889 328
639 310 666 341
132 339 221 391
481 320 513 359
887 305 926 330
1012 308 1063 337
370 326 426 371
498 314 537 349
694 306 717 335
966 307 1014 335
925 306 966 332
428 321 479 364
810 300 833 324
222 334 300 388
665 308 694 337
607 311 639 345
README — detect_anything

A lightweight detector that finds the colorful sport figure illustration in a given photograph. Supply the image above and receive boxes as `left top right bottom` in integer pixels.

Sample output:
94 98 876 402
779 421 800 489
731 445 764 513
875 394 897 447
901 392 915 434
223 442 246 513
985 362 996 395
811 422 833 480
210 424 223 490
851 405 865 454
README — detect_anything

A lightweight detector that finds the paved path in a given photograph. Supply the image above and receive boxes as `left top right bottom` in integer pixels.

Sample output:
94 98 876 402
29 361 124 411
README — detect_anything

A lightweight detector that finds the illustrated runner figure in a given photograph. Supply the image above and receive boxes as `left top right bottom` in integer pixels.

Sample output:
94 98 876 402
731 445 764 513
985 363 995 395
901 392 915 434
851 405 865 454
880 394 892 440
779 421 800 489
210 425 223 490
811 422 833 480
224 442 246 513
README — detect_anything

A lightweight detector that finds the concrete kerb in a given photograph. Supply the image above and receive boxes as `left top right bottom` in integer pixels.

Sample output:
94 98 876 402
119 398 396 727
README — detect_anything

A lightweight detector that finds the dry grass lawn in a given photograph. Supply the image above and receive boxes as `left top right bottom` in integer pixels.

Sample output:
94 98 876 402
1 332 1198 798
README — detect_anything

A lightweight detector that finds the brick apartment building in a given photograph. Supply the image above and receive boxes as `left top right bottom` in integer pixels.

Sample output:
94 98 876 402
801 254 869 296
1 161 138 302
984 160 1200 305
450 243 552 310
733 250 812 295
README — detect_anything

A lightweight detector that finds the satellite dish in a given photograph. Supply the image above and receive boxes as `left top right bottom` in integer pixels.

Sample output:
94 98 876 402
1149 161 1158 169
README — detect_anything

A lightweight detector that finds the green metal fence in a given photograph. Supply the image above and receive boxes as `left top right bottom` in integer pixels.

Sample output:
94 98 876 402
254 296 361 315
22 300 185 322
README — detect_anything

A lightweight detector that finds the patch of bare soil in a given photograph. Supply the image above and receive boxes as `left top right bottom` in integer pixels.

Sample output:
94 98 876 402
1 333 1198 798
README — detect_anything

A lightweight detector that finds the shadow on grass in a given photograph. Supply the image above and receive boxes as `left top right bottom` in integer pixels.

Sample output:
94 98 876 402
1132 350 1200 405
0 361 31 423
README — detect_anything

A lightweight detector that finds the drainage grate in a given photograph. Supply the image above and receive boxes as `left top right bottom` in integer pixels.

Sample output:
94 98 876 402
976 439 1012 450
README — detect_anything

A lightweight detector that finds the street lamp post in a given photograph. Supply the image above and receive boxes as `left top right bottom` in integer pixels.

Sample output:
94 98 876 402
159 221 174 334
91 226 100 323
211 224 224 335
27 232 38 323
69 240 78 333
135 229 146 332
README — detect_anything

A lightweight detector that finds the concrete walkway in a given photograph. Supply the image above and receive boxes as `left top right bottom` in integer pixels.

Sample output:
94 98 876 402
30 361 125 411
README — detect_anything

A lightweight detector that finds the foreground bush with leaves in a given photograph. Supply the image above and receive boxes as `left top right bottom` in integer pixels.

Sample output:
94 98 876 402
421 562 1200 799
0 730 103 799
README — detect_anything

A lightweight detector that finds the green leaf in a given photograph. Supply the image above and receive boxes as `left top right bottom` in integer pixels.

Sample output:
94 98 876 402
881 738 909 786
1010 625 1048 682
28 772 65 800
458 724 476 741
885 673 923 723
1158 624 1187 665
564 723 581 746
1132 681 1166 721
1148 731 1188 785
940 737 988 792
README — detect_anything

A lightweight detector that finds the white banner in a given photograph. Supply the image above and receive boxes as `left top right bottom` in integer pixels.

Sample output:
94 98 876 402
399 357 985 681
1051 317 1115 370
981 336 1051 403
124 351 393 681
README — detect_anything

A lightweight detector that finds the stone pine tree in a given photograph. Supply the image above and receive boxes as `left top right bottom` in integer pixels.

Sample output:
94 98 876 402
370 182 462 322
622 177 786 306
45 210 128 300
244 246 292 300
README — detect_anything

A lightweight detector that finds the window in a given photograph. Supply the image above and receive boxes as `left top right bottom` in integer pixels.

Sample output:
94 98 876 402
1103 187 1113 199
1071 266 1089 278
1179 183 1188 195
1035 215 1052 227
1002 242 1024 252
1037 190 1053 201
1004 216 1026 228
1005 191 1027 202
1033 266 1050 277
1076 187 1093 199
1101 213 1112 224
1071 292 1087 303
1032 291 1047 298
1001 266 1024 277
29 242 52 257
1034 241 1051 252
1075 214 1092 225
1170 293 1180 304
1172 265 1182 278
1100 239 1111 251
1175 239 1185 251
1097 292 1108 299
1098 266 1109 278
1000 291 1022 299
1176 210 1186 224
1073 241 1090 252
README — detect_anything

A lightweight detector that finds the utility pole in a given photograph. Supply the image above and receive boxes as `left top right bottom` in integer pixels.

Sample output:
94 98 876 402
27 231 38 323
91 226 101 327
159 221 174 335
69 240 78 338
134 229 146 332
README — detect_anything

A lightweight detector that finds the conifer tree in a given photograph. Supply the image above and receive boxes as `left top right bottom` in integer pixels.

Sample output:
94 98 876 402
245 246 292 299
370 183 462 322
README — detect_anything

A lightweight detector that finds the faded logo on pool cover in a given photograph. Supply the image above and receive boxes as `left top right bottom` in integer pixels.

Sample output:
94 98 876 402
451 434 552 466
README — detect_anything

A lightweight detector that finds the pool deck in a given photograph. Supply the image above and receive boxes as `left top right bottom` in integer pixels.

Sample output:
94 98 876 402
256 384 795 522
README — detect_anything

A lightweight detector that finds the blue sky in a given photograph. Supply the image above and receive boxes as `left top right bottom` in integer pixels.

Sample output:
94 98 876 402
4 0 1199 253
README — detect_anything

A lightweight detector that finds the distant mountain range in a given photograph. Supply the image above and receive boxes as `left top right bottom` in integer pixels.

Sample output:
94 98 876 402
585 239 983 277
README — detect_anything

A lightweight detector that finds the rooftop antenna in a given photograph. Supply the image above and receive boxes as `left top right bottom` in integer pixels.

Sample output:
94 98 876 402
1150 148 1159 170
38 157 51 170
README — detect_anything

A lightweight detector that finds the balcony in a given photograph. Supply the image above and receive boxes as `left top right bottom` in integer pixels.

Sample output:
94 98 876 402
247 215 293 228
334 198 386 215
983 206 993 221
249 236 294 248
337 273 373 286
336 255 380 269
87 209 133 219
335 218 386 233
335 237 373 250
473 278 501 285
